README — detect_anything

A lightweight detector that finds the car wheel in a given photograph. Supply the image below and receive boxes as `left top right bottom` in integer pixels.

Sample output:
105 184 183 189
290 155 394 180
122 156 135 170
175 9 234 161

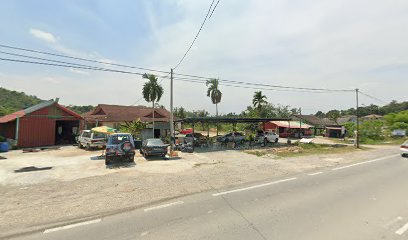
144 152 148 159
275 138 279 143
86 144 91 151
264 138 268 143
105 159 110 165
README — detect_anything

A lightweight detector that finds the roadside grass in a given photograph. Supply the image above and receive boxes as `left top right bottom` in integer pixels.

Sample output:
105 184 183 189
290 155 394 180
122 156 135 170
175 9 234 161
244 143 367 158
334 137 408 145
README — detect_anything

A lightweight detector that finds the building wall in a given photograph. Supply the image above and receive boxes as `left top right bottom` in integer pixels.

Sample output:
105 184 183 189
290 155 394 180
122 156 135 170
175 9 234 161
18 117 56 147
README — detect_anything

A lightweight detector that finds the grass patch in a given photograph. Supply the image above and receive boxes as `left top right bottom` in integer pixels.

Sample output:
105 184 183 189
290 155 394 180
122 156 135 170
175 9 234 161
244 143 366 158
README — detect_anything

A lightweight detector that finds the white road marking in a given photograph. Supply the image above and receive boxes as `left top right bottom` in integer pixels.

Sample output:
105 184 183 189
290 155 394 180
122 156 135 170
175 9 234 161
384 216 403 229
144 201 184 212
308 172 323 176
396 221 408 235
43 219 102 233
212 177 297 196
331 154 399 171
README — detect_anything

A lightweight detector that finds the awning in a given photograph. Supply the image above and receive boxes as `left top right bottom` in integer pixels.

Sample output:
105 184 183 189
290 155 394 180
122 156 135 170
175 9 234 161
326 127 342 130
270 121 312 129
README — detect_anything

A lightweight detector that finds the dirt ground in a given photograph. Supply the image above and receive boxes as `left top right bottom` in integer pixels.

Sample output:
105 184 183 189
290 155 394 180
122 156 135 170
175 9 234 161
0 144 400 238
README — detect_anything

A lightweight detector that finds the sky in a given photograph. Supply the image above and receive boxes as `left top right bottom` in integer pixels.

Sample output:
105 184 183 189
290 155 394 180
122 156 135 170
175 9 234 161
0 0 407 115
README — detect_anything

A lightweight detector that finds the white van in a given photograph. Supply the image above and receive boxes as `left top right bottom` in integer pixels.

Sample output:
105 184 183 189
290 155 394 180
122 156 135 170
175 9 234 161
77 130 107 150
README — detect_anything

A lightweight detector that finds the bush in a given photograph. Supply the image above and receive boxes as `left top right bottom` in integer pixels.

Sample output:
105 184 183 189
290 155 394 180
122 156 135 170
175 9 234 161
0 136 6 142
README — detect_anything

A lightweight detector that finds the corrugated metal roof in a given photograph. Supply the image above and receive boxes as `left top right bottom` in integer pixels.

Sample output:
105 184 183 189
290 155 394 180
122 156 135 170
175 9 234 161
0 100 82 123
270 121 313 129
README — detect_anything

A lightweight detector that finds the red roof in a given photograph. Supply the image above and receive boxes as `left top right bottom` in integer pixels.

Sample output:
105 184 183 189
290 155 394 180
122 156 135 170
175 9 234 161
0 100 83 123
84 104 174 123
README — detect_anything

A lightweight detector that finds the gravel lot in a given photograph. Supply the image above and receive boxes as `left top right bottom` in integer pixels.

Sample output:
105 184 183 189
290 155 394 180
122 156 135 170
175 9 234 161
0 144 400 238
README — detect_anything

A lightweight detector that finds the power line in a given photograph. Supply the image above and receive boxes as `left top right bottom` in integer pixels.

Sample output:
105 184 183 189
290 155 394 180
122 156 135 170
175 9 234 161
0 44 171 74
0 44 354 92
172 0 216 70
0 56 355 94
209 0 221 19
359 91 388 104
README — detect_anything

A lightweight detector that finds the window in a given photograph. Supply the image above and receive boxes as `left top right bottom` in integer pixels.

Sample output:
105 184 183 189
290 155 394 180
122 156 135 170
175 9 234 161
92 132 106 139
108 134 132 144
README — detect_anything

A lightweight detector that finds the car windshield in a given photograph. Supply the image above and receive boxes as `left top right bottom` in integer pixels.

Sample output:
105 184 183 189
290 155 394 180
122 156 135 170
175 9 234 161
93 132 106 139
147 139 164 146
109 135 131 144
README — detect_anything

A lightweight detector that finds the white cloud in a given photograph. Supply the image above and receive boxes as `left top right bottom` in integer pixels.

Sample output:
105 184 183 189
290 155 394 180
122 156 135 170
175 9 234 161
43 77 61 84
68 68 90 75
29 28 57 43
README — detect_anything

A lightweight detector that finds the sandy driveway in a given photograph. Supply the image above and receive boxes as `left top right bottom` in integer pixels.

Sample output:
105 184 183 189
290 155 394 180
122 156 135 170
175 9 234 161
0 144 400 238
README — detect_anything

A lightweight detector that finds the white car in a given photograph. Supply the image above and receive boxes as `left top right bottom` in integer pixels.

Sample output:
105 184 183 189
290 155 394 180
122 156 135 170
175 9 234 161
401 140 408 157
256 131 279 143
77 130 107 150
264 131 279 143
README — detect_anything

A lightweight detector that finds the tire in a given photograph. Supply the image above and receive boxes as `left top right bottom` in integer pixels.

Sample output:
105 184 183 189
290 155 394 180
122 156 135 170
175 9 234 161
264 137 268 143
86 144 91 151
275 138 278 143
240 139 245 144
78 143 83 149
105 159 110 165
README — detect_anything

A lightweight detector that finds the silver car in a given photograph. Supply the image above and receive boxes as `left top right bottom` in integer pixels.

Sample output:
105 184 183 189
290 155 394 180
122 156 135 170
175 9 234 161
77 130 107 150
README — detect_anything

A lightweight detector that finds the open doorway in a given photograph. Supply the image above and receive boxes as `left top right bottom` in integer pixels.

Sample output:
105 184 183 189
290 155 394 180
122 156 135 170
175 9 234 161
154 129 161 138
55 120 79 145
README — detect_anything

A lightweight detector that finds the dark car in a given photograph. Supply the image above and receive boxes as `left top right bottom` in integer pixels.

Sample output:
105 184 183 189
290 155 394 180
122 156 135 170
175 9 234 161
140 139 169 158
105 133 135 165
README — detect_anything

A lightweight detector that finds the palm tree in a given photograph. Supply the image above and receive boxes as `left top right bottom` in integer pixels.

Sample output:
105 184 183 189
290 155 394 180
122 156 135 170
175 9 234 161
142 74 164 138
252 91 267 112
206 78 222 135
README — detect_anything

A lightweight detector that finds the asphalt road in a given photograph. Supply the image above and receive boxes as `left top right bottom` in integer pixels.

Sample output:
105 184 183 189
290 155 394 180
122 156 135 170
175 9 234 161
9 154 408 240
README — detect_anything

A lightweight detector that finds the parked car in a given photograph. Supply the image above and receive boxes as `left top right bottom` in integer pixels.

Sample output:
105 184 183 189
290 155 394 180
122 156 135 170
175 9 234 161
180 128 193 134
401 140 408 157
105 133 135 165
217 132 246 143
77 130 107 150
185 133 208 146
255 131 279 143
140 138 169 158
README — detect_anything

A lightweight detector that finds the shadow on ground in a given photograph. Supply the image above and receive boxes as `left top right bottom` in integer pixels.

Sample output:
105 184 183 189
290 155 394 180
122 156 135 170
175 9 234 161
14 166 53 173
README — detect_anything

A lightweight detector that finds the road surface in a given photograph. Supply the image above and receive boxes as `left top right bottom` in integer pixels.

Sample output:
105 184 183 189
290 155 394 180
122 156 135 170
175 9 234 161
9 154 408 240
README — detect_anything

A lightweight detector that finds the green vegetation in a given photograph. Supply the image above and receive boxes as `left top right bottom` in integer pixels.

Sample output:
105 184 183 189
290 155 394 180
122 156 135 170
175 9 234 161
119 118 146 139
0 87 43 116
246 143 363 158
66 105 94 114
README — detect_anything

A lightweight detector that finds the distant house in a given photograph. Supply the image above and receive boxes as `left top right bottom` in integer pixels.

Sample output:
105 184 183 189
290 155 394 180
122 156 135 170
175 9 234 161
263 121 313 138
0 99 83 147
83 104 173 139
293 114 357 138
361 114 383 121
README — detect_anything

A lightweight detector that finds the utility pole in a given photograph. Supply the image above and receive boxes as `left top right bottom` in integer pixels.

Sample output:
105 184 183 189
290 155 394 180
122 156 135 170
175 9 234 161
170 68 174 153
355 88 360 148
299 107 302 139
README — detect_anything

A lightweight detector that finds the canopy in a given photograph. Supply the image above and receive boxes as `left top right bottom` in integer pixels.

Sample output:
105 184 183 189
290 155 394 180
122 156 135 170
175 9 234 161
91 126 117 134
270 121 312 129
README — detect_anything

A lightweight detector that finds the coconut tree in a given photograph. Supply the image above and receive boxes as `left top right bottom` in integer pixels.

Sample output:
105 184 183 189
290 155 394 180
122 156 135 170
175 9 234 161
206 78 222 135
252 91 267 113
142 74 164 138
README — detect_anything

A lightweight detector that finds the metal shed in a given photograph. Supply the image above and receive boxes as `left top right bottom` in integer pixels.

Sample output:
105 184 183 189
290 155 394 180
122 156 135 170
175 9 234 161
0 99 83 148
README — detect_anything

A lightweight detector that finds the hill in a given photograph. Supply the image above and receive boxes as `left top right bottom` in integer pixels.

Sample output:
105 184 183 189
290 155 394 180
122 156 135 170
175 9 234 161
0 87 94 116
0 87 43 116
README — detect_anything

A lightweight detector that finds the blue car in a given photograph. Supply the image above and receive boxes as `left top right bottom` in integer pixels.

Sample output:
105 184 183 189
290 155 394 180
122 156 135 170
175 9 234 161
105 133 135 165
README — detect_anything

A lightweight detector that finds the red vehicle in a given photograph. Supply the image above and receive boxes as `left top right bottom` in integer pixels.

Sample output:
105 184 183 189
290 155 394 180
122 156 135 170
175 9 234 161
180 128 193 134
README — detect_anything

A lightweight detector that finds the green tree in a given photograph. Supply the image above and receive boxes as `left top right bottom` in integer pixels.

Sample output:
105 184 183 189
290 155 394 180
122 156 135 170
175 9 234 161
206 78 222 117
174 107 186 119
315 111 326 118
252 91 267 112
142 74 164 138
206 78 222 135
327 110 341 124
119 118 146 139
